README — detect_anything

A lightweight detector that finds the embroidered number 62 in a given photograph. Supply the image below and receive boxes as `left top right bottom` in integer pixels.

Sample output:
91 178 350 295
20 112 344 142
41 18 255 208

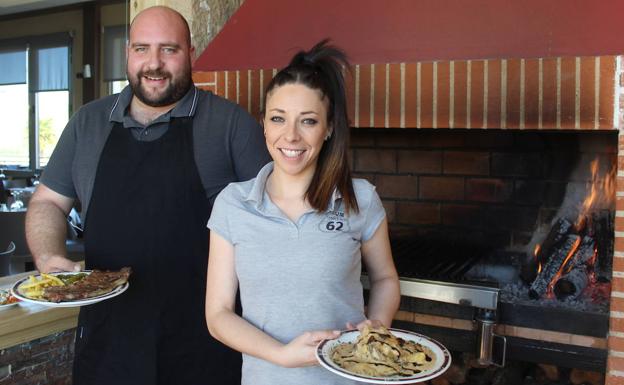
326 221 344 231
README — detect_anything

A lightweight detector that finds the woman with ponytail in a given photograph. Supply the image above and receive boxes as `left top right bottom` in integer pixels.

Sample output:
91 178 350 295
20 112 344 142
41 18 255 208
205 40 400 385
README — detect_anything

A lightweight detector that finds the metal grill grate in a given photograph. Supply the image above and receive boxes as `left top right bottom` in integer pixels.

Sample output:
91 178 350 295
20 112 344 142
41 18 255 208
389 236 490 283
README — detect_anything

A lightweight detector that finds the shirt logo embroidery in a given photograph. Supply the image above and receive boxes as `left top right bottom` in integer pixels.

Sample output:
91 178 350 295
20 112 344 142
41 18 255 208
319 210 350 233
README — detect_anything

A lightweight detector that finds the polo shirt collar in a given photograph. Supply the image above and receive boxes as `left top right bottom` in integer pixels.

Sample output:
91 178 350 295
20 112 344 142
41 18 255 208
245 162 274 211
245 162 343 213
108 85 199 123
327 188 342 212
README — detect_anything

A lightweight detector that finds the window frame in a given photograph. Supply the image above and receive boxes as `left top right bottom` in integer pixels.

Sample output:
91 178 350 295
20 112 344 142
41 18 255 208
0 32 73 174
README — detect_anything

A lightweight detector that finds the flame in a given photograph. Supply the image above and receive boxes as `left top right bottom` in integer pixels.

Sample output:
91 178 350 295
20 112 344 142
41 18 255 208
534 244 542 273
575 159 616 229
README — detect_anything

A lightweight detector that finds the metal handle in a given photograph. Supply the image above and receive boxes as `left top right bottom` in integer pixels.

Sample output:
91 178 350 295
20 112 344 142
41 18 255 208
476 313 507 367
477 319 495 365
492 333 507 367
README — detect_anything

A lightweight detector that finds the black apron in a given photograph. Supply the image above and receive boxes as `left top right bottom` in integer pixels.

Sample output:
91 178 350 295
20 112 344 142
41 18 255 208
74 118 241 385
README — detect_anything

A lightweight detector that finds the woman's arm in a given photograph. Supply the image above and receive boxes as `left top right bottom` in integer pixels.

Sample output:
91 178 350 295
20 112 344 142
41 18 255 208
205 231 339 368
361 218 400 327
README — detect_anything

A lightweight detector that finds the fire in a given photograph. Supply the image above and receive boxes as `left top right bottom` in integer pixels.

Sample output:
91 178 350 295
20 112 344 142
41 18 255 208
547 236 581 295
574 159 616 230
533 157 615 300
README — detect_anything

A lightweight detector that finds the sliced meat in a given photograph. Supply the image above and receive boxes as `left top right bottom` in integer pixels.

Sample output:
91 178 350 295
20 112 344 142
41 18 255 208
43 267 132 303
331 325 436 377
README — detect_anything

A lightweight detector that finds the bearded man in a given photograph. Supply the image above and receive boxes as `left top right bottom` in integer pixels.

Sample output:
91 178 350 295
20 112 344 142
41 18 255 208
25 6 269 385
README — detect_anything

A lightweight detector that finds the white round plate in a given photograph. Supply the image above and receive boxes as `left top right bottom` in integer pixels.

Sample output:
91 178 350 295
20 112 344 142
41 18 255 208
11 271 129 308
316 328 451 384
0 289 20 310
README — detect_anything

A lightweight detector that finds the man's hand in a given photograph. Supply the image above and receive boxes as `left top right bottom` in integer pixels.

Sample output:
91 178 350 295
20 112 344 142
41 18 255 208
36 255 81 273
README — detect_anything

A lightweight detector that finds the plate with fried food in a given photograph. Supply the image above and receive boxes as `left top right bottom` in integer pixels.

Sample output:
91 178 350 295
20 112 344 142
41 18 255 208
0 288 20 310
11 268 131 308
316 325 451 384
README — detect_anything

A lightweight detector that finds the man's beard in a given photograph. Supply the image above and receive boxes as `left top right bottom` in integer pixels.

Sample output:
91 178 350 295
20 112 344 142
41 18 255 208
129 68 192 107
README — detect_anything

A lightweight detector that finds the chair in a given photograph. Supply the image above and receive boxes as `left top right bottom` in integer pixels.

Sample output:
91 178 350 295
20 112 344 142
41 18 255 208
0 241 15 276
0 211 28 255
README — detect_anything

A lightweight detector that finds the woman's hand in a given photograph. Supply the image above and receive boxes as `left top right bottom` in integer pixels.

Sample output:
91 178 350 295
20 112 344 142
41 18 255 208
276 330 341 368
346 319 385 331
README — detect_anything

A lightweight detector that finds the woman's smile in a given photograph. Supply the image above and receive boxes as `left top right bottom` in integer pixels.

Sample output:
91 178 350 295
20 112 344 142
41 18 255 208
263 83 331 180
279 148 305 158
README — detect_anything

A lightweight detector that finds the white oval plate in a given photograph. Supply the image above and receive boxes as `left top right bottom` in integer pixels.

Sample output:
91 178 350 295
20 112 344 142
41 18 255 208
11 271 129 308
316 328 451 384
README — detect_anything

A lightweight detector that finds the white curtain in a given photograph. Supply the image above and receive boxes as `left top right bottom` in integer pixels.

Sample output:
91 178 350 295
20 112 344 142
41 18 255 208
103 25 127 81
35 45 69 91
0 49 26 85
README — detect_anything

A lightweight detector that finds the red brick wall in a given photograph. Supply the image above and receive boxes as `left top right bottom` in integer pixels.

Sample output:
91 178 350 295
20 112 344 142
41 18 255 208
0 329 75 385
193 55 618 130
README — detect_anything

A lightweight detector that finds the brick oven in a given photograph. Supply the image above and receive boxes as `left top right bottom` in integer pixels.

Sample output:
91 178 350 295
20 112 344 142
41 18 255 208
191 0 624 383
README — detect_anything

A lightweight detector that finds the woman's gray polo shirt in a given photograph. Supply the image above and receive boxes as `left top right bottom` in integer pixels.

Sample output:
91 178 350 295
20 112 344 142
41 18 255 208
208 162 386 385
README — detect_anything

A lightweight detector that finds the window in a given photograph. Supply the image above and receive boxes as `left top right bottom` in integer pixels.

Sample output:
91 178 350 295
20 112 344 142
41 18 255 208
0 48 28 166
0 33 71 170
108 80 128 95
103 25 127 95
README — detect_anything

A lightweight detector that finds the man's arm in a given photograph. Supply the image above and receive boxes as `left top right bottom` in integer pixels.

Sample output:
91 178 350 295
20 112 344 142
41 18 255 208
25 184 81 273
230 107 271 181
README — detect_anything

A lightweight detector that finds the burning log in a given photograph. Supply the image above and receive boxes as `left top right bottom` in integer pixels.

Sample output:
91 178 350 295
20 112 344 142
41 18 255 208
520 258 539 285
551 235 594 300
529 234 580 299
522 218 574 284
590 211 613 282
553 264 588 300
534 218 573 265
566 236 596 268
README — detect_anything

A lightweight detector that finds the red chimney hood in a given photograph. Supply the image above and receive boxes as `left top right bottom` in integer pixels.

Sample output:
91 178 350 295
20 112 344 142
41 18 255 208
194 0 624 71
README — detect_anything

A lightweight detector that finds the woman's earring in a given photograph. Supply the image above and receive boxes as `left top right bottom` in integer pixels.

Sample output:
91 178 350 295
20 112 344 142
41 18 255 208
325 132 332 141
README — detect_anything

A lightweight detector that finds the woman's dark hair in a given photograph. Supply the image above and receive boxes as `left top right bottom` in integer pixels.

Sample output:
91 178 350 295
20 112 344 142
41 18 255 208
262 39 358 214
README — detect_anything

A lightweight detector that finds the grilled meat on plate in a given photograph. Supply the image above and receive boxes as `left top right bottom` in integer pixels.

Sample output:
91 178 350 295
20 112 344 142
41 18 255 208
43 267 132 303
331 325 436 377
